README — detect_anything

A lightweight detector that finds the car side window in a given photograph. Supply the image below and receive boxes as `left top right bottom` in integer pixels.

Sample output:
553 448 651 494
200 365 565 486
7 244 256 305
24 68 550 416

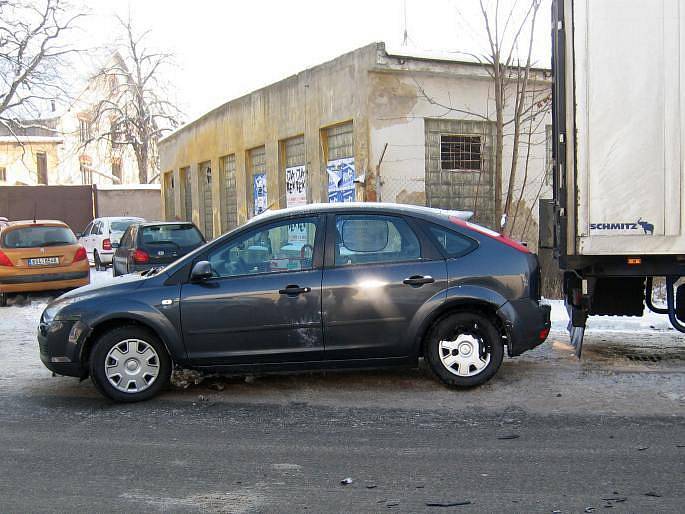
92 221 102 235
206 217 318 278
426 224 478 257
334 214 421 266
83 222 93 236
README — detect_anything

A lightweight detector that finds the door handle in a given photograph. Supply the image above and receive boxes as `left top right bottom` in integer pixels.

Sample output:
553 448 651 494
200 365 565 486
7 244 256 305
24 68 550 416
279 285 311 295
403 275 435 286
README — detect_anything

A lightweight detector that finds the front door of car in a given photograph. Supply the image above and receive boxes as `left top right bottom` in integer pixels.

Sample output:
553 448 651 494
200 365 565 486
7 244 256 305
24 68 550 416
322 213 447 360
180 215 325 364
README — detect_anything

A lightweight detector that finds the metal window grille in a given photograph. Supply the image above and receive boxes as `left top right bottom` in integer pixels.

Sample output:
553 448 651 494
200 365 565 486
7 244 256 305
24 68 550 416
220 155 237 232
440 134 482 171
326 122 353 161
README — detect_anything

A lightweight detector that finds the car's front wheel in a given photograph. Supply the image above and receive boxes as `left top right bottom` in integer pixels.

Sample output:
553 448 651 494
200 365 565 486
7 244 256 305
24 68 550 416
89 325 171 402
424 311 504 388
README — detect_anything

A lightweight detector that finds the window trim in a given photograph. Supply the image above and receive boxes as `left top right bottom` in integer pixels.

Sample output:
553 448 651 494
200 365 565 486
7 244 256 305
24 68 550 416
422 222 479 259
326 213 426 269
195 215 325 282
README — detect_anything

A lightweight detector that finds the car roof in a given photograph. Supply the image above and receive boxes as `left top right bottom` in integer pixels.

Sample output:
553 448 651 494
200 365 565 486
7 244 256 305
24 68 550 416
250 203 473 224
136 221 197 227
5 220 69 228
97 216 145 221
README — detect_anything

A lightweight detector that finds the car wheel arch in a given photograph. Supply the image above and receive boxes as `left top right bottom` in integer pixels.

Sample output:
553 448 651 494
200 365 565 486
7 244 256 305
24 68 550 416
79 317 176 373
415 298 507 358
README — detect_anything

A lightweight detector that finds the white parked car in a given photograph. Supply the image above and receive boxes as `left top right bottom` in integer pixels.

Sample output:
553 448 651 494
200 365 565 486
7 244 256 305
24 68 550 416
78 217 145 270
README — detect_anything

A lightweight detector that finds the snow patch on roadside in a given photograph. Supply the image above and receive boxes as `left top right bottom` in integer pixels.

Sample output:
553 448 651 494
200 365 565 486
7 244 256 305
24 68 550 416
546 299 673 332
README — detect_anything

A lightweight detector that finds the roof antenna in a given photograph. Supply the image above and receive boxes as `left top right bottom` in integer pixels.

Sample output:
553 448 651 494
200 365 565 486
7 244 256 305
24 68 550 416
402 0 408 47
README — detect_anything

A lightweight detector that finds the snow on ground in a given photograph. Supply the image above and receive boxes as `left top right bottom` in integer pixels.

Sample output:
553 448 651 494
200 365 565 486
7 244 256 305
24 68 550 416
546 299 673 332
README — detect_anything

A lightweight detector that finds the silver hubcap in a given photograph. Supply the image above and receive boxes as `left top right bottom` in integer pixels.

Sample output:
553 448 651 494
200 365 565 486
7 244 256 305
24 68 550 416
439 333 491 377
105 339 160 393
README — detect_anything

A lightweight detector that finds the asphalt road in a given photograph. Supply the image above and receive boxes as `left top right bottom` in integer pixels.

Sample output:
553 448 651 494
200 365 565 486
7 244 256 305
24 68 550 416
2 280 685 512
1 385 684 513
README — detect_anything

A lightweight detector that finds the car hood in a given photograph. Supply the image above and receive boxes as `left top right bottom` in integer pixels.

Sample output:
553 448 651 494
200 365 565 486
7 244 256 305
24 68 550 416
58 271 148 300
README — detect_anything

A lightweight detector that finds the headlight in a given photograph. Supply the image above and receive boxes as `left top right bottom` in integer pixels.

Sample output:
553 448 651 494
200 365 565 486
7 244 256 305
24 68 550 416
41 295 93 324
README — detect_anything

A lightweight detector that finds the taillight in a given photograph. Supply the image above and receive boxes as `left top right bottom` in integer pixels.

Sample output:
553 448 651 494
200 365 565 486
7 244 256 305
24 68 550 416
132 248 149 264
449 216 530 254
102 238 112 250
72 246 87 263
0 250 13 267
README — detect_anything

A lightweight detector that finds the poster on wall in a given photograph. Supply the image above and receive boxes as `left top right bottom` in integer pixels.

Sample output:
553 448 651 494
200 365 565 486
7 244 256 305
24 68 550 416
285 165 307 207
326 157 355 203
253 173 268 216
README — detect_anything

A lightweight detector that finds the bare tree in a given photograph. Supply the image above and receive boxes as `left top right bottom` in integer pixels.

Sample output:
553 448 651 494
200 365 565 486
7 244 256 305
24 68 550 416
415 0 551 236
0 0 82 132
88 15 180 184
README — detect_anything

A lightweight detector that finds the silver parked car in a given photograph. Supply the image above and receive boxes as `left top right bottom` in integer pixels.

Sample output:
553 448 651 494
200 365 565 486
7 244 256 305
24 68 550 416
78 217 145 270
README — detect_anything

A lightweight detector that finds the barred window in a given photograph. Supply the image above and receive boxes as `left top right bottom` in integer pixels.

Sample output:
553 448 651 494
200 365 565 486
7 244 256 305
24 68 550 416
440 135 481 171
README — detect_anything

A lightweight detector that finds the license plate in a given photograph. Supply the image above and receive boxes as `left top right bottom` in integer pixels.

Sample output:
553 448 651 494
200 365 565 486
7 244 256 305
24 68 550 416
28 257 59 266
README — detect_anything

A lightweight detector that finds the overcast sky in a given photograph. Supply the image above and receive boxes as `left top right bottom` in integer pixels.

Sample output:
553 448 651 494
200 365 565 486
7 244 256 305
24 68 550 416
79 0 552 122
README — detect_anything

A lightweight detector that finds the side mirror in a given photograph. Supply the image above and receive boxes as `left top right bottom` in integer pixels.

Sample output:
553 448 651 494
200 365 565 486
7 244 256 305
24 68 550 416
75 232 83 239
111 242 120 249
190 260 213 282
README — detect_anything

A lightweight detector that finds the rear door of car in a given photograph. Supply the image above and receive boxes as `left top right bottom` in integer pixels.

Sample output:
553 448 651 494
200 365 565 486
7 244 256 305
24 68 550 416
321 212 447 360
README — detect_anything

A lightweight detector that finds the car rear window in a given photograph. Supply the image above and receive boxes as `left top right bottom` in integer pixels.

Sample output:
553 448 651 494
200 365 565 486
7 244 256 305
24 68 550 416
2 226 77 248
426 224 477 257
140 224 204 247
110 219 140 232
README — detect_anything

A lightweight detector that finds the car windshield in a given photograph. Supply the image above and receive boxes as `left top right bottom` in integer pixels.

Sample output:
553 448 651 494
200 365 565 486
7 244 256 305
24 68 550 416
110 219 140 232
140 224 204 248
2 226 77 248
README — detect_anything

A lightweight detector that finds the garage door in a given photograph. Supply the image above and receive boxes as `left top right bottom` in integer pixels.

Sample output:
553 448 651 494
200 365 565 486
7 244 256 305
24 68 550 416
284 136 306 207
249 146 267 217
199 162 213 238
220 154 237 233
181 167 192 222
164 172 175 220
326 122 355 203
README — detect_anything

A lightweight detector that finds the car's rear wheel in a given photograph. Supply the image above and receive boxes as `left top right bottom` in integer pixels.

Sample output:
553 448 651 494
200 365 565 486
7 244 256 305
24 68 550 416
89 325 171 402
424 311 503 388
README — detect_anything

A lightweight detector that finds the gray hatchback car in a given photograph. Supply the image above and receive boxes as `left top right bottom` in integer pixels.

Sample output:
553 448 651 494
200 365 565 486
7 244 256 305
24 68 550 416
38 203 550 402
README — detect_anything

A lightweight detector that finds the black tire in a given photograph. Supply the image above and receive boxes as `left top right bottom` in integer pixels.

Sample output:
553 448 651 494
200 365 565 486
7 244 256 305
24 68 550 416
0 292 7 307
424 311 504 388
89 325 171 402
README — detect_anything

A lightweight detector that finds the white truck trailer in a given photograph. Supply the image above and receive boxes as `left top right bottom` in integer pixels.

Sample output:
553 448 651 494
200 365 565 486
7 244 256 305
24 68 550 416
543 0 685 354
